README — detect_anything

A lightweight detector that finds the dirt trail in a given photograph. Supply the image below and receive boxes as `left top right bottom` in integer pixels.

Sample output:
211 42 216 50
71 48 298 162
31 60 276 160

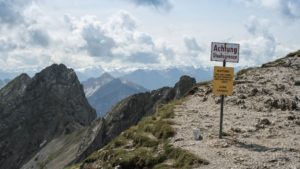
170 57 300 169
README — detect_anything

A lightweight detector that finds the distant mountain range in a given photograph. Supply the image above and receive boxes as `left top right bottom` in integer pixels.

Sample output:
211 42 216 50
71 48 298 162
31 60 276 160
82 73 147 117
0 66 215 91
0 67 213 117
0 66 214 116
75 66 105 81
120 67 213 90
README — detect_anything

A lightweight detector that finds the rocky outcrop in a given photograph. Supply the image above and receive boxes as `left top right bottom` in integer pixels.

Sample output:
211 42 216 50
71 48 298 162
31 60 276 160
262 50 300 68
174 75 196 99
233 51 299 112
0 64 96 169
74 75 196 162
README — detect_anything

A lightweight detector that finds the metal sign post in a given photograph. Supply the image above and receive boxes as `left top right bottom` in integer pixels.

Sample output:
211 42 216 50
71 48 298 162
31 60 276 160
213 65 233 138
219 60 226 139
211 42 239 139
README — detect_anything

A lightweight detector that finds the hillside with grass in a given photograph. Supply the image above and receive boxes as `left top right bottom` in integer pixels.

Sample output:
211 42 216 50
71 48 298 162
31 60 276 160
67 99 209 169
67 50 299 169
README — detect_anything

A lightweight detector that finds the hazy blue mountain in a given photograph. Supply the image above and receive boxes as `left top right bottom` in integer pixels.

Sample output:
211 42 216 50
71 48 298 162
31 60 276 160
83 73 115 97
75 66 105 81
83 73 147 117
121 67 213 90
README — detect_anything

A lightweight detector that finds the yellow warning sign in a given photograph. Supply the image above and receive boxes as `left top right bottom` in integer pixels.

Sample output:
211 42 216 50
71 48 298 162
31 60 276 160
213 66 234 96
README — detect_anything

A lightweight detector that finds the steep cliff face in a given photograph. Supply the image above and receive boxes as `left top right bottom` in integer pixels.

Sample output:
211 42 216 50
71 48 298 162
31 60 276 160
0 64 96 169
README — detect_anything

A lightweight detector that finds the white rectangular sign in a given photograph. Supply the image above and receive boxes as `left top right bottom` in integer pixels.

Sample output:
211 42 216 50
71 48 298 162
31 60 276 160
211 42 240 63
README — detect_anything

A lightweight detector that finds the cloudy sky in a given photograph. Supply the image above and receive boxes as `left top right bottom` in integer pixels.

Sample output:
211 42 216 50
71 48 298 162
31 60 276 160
0 0 299 76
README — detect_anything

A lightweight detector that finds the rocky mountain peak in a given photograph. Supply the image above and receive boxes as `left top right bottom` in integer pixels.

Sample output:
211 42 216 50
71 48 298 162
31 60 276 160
0 73 31 103
83 72 148 117
2 73 31 89
16 73 31 81
24 63 96 127
29 64 78 87
100 72 114 80
83 72 115 97
0 63 96 169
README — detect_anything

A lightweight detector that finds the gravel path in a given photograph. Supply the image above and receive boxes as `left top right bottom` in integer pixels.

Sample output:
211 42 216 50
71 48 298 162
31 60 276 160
170 57 300 169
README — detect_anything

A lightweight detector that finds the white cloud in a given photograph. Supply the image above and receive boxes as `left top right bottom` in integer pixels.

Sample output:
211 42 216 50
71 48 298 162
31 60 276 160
0 2 91 72
240 36 276 65
0 7 179 75
280 0 300 19
0 38 18 51
126 0 173 12
81 22 116 57
105 11 137 32
245 16 271 37
238 16 290 66
184 37 203 55
27 28 50 47
237 0 300 20
0 1 297 79
65 12 160 63
101 11 169 64
0 0 32 25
